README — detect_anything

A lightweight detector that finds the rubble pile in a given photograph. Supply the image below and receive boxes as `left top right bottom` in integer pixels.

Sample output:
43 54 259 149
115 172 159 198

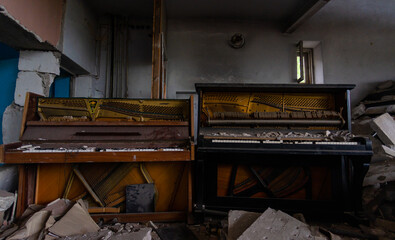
0 199 154 240
352 80 395 238
0 190 16 226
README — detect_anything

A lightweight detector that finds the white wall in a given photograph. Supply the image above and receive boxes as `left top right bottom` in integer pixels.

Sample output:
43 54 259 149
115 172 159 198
167 20 295 99
166 0 395 105
295 0 395 105
127 21 152 98
62 0 98 74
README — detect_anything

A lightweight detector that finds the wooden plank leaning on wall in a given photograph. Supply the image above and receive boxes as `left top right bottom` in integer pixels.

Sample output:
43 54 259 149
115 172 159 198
151 0 166 99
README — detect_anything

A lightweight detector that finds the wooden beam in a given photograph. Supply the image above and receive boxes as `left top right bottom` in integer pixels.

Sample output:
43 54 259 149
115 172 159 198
284 0 330 34
3 150 191 164
151 0 163 99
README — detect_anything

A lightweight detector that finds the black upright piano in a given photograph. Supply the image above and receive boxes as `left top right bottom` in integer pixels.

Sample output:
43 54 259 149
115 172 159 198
195 83 372 216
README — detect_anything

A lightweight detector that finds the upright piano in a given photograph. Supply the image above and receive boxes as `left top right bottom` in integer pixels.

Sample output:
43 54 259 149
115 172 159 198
195 83 372 216
0 93 194 222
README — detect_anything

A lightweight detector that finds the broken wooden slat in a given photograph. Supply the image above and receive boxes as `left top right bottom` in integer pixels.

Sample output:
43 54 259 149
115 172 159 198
88 207 120 214
73 167 104 207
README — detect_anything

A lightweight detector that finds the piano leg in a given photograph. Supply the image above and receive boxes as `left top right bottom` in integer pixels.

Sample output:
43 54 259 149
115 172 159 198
16 164 36 218
194 158 207 223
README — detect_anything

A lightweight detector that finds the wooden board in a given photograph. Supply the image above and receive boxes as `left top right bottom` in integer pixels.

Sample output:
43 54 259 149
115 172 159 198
35 162 190 214
3 150 191 164
16 165 36 217
151 0 164 99
20 92 43 139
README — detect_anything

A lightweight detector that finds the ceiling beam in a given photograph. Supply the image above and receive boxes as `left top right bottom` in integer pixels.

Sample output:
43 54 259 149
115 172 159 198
283 0 330 34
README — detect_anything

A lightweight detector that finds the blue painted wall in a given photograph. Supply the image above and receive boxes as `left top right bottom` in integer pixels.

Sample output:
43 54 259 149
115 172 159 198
53 77 70 97
50 69 71 98
0 43 19 145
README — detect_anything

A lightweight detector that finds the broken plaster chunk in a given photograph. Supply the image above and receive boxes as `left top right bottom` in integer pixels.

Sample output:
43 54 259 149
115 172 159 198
363 160 395 186
228 210 261 240
18 50 60 75
48 201 100 237
2 103 23 144
237 208 311 240
370 113 395 146
14 71 45 106
109 228 152 240
382 145 395 157
8 210 52 240
352 103 366 119
39 73 56 96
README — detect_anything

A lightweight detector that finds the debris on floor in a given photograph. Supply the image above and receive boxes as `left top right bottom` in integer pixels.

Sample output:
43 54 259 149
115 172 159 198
0 190 16 226
0 199 155 240
349 80 395 239
225 208 338 240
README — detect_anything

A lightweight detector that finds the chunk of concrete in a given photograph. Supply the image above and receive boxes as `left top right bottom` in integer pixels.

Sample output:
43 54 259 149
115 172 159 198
228 210 261 240
2 103 23 144
8 210 51 240
41 198 73 220
55 229 113 240
370 113 395 146
363 160 395 186
382 145 395 157
238 208 313 240
0 190 14 211
109 228 152 240
352 103 366 119
18 51 60 75
48 201 99 237
14 71 45 106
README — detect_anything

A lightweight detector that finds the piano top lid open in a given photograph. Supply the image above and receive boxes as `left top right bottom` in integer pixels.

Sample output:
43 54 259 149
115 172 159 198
195 83 354 132
17 93 193 149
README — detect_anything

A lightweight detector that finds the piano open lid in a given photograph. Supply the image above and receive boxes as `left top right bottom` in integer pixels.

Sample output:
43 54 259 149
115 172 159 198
195 83 355 132
18 93 193 149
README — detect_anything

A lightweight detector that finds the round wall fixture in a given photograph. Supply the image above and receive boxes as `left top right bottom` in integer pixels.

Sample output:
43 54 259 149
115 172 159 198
229 33 245 49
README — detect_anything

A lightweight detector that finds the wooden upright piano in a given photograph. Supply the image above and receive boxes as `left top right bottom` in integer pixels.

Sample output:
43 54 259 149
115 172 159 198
0 93 194 222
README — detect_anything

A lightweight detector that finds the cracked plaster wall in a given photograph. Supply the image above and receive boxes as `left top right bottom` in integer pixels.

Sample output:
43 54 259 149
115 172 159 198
2 50 60 144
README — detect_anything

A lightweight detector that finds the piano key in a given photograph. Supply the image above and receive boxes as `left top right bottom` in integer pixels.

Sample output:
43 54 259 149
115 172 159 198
262 140 283 144
212 139 260 144
315 141 358 145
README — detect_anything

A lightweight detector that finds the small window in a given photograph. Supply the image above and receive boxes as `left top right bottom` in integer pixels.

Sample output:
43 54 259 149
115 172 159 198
297 41 314 84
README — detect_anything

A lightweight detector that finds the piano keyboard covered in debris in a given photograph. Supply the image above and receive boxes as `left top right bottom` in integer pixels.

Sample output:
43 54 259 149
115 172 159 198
17 145 185 153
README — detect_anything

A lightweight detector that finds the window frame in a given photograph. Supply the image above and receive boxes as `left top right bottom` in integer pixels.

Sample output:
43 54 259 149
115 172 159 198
297 43 315 84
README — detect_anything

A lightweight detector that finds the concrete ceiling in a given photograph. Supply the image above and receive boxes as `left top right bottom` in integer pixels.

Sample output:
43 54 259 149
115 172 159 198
85 0 153 18
85 0 304 22
166 0 302 21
